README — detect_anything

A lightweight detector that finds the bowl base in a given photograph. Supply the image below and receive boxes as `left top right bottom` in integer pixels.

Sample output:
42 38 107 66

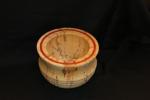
38 58 97 89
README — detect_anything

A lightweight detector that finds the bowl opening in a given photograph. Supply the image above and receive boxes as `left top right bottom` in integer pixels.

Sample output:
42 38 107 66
46 34 90 62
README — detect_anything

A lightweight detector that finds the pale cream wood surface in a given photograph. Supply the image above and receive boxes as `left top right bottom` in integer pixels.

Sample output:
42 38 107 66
37 28 99 88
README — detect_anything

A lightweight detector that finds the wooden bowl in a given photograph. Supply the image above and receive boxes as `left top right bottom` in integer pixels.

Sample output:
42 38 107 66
37 28 99 88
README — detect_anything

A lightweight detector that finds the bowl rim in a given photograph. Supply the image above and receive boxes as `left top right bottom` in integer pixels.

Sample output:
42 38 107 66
37 27 99 67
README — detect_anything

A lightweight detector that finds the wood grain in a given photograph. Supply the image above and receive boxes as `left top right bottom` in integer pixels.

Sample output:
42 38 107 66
37 28 99 88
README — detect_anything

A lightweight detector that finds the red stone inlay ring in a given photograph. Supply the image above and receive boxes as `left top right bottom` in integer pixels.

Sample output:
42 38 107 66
37 28 99 66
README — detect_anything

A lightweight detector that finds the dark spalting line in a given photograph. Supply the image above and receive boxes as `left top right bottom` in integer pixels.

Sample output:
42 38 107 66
55 75 59 86
83 72 88 82
55 35 65 59
60 29 67 42
62 67 78 77
62 68 68 77
55 35 61 56
72 39 81 59
62 31 68 59
63 33 67 42
56 76 58 80
58 47 63 59
75 67 78 71
55 34 60 46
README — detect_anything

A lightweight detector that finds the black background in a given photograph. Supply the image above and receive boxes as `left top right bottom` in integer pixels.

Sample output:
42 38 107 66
0 0 150 100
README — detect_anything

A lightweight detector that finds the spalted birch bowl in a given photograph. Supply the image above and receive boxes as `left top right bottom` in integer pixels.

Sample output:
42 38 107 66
37 28 99 88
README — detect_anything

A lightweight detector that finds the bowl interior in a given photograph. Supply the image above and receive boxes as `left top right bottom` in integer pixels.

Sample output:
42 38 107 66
46 34 90 61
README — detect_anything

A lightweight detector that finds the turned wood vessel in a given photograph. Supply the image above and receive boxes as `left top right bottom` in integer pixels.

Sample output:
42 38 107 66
37 28 99 88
